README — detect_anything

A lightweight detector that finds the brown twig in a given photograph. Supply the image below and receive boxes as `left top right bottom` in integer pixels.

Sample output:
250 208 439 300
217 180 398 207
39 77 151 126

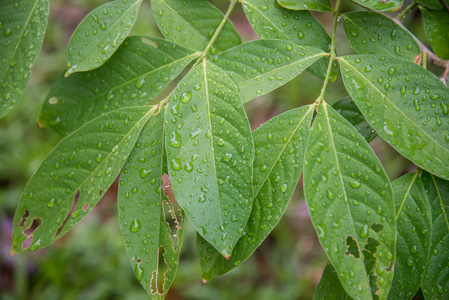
439 0 449 15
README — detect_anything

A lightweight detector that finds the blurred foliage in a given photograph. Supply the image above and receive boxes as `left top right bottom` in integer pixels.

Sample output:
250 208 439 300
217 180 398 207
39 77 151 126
0 0 419 299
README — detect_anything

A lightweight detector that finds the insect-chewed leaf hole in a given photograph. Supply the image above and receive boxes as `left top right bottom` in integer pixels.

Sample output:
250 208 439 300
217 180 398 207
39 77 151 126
54 189 80 238
370 223 384 233
141 38 158 48
18 210 30 228
21 217 43 250
345 236 360 259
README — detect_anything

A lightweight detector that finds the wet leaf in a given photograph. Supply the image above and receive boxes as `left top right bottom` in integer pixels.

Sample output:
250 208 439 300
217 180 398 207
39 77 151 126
276 0 332 11
0 0 49 118
421 172 449 299
340 54 449 180
118 106 184 298
333 96 377 143
151 0 241 54
65 0 142 76
342 12 420 61
420 7 449 59
212 39 326 103
197 105 314 280
303 102 395 300
241 0 337 81
350 0 402 12
165 60 253 257
11 106 156 254
417 0 449 10
388 171 431 300
314 263 352 300
39 36 199 135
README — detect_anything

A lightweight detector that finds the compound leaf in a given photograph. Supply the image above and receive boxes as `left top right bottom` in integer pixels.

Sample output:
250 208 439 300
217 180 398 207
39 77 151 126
151 0 241 54
342 12 420 61
65 0 142 76
421 172 449 299
165 60 253 257
240 0 336 81
340 55 449 180
333 96 377 143
118 106 184 298
197 105 314 281
276 0 332 11
350 0 402 12
39 36 199 135
388 171 432 300
303 103 395 300
420 7 449 59
0 0 49 118
11 106 156 254
212 40 326 103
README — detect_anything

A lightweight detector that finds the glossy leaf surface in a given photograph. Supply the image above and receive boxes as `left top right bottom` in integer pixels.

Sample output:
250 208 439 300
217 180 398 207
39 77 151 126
417 0 449 10
276 0 332 11
342 12 420 61
240 0 336 81
0 0 49 118
165 60 253 257
118 107 184 298
212 40 326 103
314 263 352 300
333 96 377 143
39 36 199 135
421 172 449 299
388 172 431 300
197 105 314 280
11 106 155 254
340 55 449 180
350 0 402 12
420 7 449 59
151 0 241 54
66 0 142 76
304 103 395 300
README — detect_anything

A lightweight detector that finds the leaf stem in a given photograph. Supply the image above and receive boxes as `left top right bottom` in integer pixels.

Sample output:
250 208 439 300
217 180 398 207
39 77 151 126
397 2 418 20
315 0 341 105
193 0 238 67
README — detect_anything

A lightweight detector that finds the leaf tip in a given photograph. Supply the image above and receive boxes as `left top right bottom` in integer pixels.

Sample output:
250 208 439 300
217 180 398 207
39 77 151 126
201 278 207 286
8 250 16 257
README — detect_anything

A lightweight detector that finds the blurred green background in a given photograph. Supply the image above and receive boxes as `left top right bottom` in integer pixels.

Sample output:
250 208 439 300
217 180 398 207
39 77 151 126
0 0 436 299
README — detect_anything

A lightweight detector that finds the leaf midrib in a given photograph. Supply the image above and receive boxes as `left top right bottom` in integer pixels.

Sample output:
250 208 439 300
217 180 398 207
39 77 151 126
340 57 449 155
431 174 449 233
395 171 419 219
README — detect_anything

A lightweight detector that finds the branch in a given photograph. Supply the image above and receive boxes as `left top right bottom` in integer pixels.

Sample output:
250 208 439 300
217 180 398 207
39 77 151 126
439 0 449 14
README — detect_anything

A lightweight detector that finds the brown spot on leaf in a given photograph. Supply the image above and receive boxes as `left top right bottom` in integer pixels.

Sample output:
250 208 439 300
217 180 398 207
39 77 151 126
82 202 89 212
18 210 30 228
48 97 58 104
98 190 103 196
201 279 207 286
54 189 80 238
141 38 158 48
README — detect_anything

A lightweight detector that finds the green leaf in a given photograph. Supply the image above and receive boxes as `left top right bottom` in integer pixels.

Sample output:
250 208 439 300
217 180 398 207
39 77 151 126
165 60 253 257
303 102 395 300
276 0 332 11
65 0 142 76
0 0 49 118
339 55 449 180
118 106 184 298
350 0 402 12
314 263 352 300
241 0 337 81
417 0 449 10
151 0 241 54
421 171 449 299
420 7 449 59
11 106 156 254
342 12 420 61
388 171 432 299
39 36 199 135
212 40 326 103
333 96 377 143
197 105 314 281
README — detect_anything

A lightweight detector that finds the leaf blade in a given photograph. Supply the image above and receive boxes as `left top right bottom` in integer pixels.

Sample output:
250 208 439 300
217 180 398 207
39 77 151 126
339 54 449 180
350 0 402 12
276 0 333 11
11 106 156 253
65 0 142 75
303 103 395 299
420 7 449 59
165 60 254 257
0 0 49 118
39 36 199 135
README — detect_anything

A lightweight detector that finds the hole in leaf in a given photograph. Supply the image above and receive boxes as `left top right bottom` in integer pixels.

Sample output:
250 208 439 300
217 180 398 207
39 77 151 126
362 237 380 274
22 236 33 251
82 202 89 212
54 189 80 238
162 174 183 252
141 38 158 48
345 236 360 259
21 217 43 251
151 246 168 295
48 97 58 104
371 223 383 233
18 210 30 228
136 258 142 264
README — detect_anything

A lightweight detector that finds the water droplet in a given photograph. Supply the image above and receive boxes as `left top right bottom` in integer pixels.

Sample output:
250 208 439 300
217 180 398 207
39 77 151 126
360 224 369 238
169 130 182 148
171 158 182 171
130 218 141 232
180 91 192 103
